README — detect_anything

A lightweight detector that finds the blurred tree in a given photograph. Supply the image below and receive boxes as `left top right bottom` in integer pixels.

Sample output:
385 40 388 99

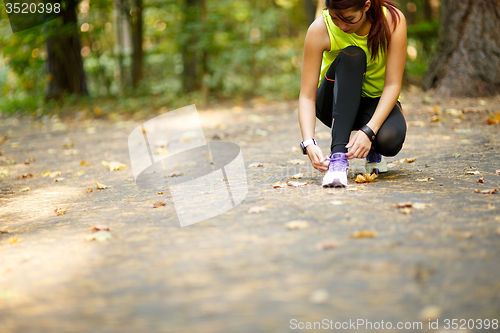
423 0 500 96
130 0 143 89
46 0 88 100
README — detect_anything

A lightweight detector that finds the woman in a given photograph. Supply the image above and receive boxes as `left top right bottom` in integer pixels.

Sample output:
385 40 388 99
298 0 407 187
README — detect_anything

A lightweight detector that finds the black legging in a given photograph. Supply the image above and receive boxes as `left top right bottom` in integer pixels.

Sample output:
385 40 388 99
315 46 406 157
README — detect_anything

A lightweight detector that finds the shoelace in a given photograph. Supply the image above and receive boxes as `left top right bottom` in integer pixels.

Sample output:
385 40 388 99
329 153 348 172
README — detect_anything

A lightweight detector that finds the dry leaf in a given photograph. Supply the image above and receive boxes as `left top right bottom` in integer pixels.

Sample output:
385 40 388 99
20 187 30 192
24 157 35 164
309 289 329 304
272 181 286 188
350 230 377 238
419 305 442 321
54 177 65 182
91 225 110 232
416 178 434 182
284 220 309 230
412 203 432 210
18 173 33 179
101 160 127 171
86 188 93 193
8 237 20 244
248 162 265 168
94 181 108 190
0 135 7 146
157 192 163 195
247 206 266 214
86 230 112 242
54 207 67 215
76 170 85 176
399 207 412 214
398 157 417 163
290 173 303 179
0 230 9 234
496 170 500 175
61 137 75 149
169 172 184 177
153 201 166 208
287 159 306 165
477 177 485 183
355 173 377 183
315 239 339 250
286 180 307 187
465 170 480 175
80 160 90 167
0 169 9 177
474 188 498 194
43 170 62 178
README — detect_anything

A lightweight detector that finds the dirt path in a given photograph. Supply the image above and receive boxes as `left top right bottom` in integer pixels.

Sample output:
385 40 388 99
1 89 500 332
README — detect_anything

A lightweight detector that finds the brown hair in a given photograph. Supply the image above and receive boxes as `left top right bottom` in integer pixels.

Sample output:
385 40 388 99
325 0 401 61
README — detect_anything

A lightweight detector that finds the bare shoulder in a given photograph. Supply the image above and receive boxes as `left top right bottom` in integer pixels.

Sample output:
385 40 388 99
305 15 331 52
386 6 407 31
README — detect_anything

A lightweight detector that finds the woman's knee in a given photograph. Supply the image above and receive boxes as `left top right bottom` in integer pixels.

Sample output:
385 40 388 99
339 46 366 66
373 127 406 156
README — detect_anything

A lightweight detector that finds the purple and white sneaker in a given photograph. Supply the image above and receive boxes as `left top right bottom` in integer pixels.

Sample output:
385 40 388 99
365 149 387 175
322 152 349 187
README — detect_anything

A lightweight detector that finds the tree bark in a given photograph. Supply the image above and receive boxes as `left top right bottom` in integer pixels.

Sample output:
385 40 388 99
131 0 143 90
181 0 206 93
46 0 88 100
422 0 500 97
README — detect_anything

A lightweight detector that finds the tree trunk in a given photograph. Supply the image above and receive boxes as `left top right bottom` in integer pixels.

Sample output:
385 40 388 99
46 0 88 100
130 0 143 90
181 0 206 93
422 0 500 97
304 0 316 23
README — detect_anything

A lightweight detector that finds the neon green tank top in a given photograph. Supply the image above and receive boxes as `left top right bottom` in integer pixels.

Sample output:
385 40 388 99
319 7 388 98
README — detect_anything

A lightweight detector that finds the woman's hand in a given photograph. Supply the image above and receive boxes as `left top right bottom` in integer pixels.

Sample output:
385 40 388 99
306 145 330 172
345 131 372 159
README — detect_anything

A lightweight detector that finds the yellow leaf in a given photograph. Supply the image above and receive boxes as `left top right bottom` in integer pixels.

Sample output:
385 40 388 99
94 181 108 190
286 180 307 187
284 220 309 230
101 160 127 171
8 237 20 244
350 230 378 238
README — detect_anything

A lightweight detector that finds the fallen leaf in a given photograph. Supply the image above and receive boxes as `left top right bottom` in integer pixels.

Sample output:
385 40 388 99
101 160 127 171
94 181 108 190
61 137 75 149
315 239 339 250
54 177 65 182
477 177 484 183
63 149 79 156
92 225 110 232
412 203 432 210
18 173 33 179
43 171 62 178
387 163 396 168
330 200 342 206
419 305 442 321
397 157 417 163
309 289 329 304
399 207 412 214
453 153 461 158
24 157 35 164
169 172 184 177
284 220 309 230
247 206 266 213
416 178 434 182
290 173 303 179
287 159 306 165
86 188 93 193
20 187 30 192
76 170 85 176
0 169 9 177
430 115 440 122
0 230 9 234
0 135 7 146
10 142 20 148
8 237 20 244
355 173 377 183
496 170 500 175
286 180 308 187
54 207 67 215
465 170 480 175
80 160 90 167
249 162 265 168
157 192 163 195
255 129 268 136
86 230 112 242
474 188 498 194
153 201 166 208
272 181 286 188
350 230 377 238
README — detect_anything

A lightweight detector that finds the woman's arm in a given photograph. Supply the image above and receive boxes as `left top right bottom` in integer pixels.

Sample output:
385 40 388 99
298 17 331 172
365 8 407 134
346 8 407 159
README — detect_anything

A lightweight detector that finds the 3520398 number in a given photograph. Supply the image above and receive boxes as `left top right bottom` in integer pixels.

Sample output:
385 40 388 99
5 2 61 14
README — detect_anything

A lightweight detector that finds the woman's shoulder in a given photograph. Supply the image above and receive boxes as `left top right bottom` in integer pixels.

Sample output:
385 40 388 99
304 14 331 52
385 5 407 31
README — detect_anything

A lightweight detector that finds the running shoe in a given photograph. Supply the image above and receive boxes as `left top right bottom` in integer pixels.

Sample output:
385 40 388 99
322 152 349 187
365 149 388 175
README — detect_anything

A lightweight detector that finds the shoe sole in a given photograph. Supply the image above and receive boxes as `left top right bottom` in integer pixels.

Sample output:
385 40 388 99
322 179 347 188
